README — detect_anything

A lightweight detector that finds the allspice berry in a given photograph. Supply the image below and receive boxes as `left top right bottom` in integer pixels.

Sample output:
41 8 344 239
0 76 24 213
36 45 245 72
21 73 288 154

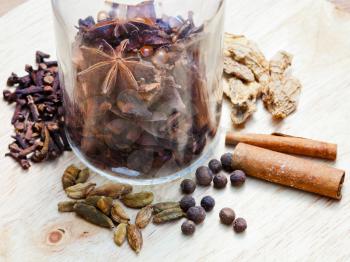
208 159 222 174
230 170 246 187
220 153 234 172
180 196 196 212
195 166 213 186
233 218 247 233
180 179 196 194
219 208 235 225
181 220 196 236
213 174 228 189
200 196 215 212
187 206 206 224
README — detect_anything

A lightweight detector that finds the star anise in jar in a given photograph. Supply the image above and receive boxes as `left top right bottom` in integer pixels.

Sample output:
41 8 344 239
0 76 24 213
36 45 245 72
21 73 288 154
78 39 157 95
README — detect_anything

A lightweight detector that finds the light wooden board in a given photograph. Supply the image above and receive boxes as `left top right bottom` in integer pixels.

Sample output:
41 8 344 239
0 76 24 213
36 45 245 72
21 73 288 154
0 0 350 261
0 0 27 16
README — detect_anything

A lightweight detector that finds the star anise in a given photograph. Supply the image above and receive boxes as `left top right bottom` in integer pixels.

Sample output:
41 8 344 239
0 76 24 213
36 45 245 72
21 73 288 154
78 39 157 95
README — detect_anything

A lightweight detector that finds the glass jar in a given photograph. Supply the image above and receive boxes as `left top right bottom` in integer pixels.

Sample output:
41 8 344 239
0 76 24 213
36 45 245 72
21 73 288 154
51 0 224 184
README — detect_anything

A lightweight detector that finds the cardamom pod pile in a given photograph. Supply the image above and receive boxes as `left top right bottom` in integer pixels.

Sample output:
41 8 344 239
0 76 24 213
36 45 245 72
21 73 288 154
58 165 186 254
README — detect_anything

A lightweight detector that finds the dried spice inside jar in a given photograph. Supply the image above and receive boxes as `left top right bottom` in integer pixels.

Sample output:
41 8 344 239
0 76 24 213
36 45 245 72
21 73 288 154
66 0 222 177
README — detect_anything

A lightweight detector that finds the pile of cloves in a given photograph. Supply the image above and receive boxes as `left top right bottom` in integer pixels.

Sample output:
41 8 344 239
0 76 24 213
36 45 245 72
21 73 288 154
3 51 71 169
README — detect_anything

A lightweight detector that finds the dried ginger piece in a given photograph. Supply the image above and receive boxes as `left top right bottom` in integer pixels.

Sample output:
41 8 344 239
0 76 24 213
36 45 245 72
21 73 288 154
263 77 302 119
224 33 268 125
224 33 270 85
224 78 261 125
224 56 255 82
269 51 293 81
224 33 302 125
262 51 302 119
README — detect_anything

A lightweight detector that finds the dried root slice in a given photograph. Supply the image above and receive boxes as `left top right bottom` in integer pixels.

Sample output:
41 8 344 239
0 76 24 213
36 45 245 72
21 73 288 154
224 78 261 126
223 56 255 82
262 51 302 119
224 33 270 84
263 77 302 119
224 33 302 124
269 51 293 81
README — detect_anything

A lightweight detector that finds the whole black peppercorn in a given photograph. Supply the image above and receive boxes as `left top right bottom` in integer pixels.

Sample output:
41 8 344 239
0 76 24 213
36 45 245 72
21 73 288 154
181 220 196 235
180 179 196 194
230 170 246 187
180 195 196 212
195 166 213 186
208 159 222 174
220 153 233 172
187 206 206 224
200 196 215 212
213 174 228 189
233 218 247 233
219 208 235 225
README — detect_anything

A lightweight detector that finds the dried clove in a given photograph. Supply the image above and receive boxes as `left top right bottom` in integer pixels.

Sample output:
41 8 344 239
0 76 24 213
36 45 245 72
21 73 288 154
5 152 31 169
3 51 71 169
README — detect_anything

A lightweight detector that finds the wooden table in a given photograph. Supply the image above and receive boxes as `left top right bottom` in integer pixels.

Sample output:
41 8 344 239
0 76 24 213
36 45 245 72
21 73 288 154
1 0 350 261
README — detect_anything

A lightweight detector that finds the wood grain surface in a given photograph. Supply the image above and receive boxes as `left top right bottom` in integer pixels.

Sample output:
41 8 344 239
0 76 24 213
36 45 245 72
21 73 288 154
0 0 27 16
1 0 350 261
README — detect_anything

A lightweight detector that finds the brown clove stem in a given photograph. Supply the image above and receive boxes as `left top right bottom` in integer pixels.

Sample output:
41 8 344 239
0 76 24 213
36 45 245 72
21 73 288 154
27 95 40 122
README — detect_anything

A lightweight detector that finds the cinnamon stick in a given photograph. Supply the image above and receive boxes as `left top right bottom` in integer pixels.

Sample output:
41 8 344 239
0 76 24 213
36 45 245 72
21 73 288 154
226 132 337 160
232 143 345 200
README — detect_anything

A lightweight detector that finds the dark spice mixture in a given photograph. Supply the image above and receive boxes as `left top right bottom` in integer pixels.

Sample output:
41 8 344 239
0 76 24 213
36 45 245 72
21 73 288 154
66 1 220 175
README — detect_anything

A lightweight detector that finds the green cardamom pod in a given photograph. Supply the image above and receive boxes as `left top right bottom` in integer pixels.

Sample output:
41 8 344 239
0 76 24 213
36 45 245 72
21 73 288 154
114 223 127 247
74 202 114 228
88 183 133 198
65 182 96 199
153 208 185 224
57 200 77 212
75 168 90 184
96 196 113 215
152 202 180 214
111 202 130 224
85 196 113 215
62 164 81 189
121 192 154 208
135 205 153 229
85 196 102 206
127 224 143 254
